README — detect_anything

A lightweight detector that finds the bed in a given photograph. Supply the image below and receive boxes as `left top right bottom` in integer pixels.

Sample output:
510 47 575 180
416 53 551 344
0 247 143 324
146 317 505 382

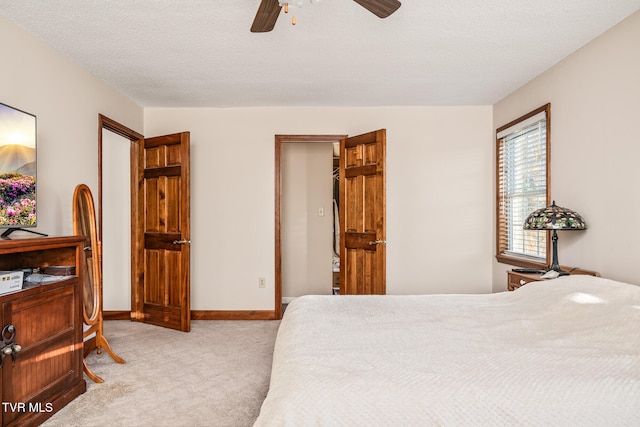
254 275 640 426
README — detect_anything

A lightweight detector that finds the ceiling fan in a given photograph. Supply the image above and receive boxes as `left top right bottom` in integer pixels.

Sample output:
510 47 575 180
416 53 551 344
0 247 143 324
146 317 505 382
251 0 401 32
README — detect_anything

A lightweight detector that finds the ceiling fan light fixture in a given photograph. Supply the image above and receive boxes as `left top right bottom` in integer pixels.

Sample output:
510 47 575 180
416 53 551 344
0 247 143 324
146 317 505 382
278 0 315 10
252 0 395 33
277 0 308 26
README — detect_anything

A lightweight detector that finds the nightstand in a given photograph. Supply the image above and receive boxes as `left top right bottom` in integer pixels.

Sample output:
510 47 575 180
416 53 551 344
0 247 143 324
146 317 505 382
507 267 600 291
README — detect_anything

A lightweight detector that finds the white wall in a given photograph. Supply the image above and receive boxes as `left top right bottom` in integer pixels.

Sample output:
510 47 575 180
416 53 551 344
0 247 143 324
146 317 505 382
0 16 143 237
1 14 495 312
144 106 493 310
6 3 637 310
282 143 333 299
492 10 640 290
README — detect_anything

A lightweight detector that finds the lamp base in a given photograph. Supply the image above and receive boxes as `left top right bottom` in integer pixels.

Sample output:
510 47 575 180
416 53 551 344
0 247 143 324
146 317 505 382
549 230 569 276
548 268 570 276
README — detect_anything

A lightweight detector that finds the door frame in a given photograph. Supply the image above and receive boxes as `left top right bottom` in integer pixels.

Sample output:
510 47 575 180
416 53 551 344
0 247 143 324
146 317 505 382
275 134 346 320
98 114 143 320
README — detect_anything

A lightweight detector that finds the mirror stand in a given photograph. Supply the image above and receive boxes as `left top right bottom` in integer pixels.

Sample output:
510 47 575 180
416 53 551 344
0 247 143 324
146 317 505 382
73 184 125 383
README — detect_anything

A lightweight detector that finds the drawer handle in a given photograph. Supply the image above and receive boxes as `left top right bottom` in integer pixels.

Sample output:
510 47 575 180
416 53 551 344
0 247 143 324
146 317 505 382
519 280 526 285
0 324 20 367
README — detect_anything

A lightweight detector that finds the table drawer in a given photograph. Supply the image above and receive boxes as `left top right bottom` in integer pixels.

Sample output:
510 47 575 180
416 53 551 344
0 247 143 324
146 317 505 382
507 272 541 291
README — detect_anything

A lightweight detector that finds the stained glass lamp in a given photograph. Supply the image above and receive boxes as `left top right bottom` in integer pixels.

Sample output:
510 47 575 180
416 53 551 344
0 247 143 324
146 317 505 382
523 201 587 276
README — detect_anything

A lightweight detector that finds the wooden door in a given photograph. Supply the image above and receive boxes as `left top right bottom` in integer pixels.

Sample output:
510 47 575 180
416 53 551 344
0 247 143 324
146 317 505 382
132 132 191 332
340 129 386 294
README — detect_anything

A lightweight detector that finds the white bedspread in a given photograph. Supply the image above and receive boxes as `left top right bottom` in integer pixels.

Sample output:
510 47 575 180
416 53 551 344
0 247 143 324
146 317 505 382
254 275 640 426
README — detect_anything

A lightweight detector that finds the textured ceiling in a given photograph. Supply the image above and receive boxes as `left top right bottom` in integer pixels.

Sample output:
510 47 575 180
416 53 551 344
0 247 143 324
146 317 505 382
1 0 639 108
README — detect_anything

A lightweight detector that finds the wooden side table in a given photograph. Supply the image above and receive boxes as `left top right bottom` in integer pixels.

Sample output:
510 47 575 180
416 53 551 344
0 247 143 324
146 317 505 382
507 267 600 291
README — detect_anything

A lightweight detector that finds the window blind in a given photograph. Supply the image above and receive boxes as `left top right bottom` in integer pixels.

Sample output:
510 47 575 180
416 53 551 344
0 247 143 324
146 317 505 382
497 114 548 261
496 111 546 139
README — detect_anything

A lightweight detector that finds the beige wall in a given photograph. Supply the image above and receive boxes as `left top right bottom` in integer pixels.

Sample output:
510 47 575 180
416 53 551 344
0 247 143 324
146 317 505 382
0 11 493 310
8 4 636 312
492 11 640 290
282 143 334 299
0 16 143 237
144 106 494 310
5 4 637 312
1 13 493 313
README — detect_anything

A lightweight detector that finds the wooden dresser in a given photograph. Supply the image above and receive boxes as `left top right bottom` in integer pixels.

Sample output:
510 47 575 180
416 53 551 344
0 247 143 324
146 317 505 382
0 236 86 427
507 267 600 291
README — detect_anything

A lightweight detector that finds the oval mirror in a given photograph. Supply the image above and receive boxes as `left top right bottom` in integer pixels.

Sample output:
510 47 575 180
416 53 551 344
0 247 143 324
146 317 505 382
72 184 100 324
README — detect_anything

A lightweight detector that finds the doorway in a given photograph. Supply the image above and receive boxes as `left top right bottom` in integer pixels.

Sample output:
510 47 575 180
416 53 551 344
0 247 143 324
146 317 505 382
281 142 335 304
98 115 143 320
101 128 132 313
275 135 346 319
275 130 388 317
98 117 192 331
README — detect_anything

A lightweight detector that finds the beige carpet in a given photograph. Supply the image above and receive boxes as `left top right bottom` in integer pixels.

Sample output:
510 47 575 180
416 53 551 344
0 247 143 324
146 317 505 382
43 320 280 427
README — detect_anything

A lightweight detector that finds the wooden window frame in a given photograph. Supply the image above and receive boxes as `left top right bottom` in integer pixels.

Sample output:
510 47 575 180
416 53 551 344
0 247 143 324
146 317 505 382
496 103 551 269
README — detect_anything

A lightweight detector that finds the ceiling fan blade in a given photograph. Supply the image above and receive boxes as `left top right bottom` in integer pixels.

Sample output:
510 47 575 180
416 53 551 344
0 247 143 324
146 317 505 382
251 0 282 33
352 0 401 18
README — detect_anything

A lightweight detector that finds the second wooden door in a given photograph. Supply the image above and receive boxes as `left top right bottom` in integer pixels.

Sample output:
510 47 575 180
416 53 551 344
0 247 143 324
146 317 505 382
340 129 386 295
132 132 191 332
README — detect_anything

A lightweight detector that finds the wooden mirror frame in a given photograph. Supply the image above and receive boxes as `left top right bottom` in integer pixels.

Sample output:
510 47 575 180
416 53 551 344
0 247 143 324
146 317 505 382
73 184 100 325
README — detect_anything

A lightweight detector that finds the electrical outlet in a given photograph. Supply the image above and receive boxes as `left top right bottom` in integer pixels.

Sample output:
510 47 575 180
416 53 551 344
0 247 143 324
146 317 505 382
259 277 266 288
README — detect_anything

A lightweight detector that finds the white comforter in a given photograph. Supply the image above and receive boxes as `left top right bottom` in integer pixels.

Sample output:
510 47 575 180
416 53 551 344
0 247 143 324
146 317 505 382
254 275 640 426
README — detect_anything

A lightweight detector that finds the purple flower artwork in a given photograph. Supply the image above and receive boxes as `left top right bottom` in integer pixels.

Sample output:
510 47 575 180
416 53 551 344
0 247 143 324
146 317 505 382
0 103 37 227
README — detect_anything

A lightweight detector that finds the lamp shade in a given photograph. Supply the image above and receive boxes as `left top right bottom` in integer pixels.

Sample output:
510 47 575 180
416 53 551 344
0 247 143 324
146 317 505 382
523 201 587 231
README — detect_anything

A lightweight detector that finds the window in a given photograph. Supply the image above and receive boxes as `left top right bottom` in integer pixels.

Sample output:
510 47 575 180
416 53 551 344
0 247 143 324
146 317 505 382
496 104 550 267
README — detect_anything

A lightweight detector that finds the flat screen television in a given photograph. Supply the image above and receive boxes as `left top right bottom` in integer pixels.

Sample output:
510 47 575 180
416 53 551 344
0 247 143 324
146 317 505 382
0 102 46 238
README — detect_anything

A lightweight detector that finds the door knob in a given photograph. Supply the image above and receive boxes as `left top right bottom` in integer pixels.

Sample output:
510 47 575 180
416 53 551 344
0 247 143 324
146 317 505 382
172 239 191 245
